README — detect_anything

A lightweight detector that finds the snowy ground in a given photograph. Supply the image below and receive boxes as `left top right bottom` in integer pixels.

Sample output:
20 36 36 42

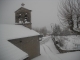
32 36 80 60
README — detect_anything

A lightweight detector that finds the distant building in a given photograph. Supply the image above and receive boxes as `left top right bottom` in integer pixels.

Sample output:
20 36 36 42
0 3 41 60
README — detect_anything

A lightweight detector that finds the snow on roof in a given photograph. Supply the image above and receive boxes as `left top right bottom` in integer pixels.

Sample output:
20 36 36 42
0 24 39 60
0 40 28 60
0 24 40 40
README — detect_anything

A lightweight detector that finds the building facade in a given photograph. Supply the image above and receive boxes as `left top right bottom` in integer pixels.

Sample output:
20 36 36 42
15 3 32 29
9 36 40 59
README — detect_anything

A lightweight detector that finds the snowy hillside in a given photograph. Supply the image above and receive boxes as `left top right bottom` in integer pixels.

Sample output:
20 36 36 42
32 36 80 60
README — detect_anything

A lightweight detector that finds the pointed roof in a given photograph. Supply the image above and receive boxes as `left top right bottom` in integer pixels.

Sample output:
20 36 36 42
15 7 32 13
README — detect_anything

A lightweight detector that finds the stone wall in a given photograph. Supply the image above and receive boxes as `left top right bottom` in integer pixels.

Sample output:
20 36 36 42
15 23 32 29
23 23 32 29
9 36 40 59
53 40 80 53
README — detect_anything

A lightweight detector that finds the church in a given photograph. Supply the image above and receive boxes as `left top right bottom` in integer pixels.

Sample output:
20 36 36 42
0 3 41 60
15 3 32 29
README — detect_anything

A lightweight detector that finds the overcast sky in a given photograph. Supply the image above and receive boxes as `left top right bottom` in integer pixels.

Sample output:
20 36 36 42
0 0 61 31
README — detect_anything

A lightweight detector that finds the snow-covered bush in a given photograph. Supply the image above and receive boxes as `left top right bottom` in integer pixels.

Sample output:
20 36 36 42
58 37 64 47
55 36 65 47
55 36 80 50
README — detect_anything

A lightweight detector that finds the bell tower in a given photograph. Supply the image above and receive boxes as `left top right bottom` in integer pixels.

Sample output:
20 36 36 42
15 3 32 29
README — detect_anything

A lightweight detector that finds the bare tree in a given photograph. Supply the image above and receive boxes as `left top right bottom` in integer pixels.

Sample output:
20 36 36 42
33 27 48 36
61 27 71 36
40 27 47 36
52 24 62 36
32 27 40 33
59 0 80 34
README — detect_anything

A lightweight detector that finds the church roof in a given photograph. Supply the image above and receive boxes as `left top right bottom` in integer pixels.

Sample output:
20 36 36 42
0 24 40 40
0 24 40 60
15 7 31 13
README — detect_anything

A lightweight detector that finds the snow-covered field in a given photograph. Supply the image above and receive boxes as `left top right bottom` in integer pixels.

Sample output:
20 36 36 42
32 36 80 60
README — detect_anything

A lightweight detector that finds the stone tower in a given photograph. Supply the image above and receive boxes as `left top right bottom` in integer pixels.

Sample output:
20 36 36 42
15 3 32 29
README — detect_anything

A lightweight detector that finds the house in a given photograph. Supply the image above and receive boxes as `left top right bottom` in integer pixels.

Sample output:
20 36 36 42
0 3 41 60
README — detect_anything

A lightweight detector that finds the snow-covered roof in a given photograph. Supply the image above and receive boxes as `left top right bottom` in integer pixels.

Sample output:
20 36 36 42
0 24 40 60
0 24 40 40
0 40 28 60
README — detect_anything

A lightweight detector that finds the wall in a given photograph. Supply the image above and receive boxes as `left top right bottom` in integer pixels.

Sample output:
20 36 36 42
52 39 80 53
9 36 40 59
15 7 31 23
23 23 32 29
